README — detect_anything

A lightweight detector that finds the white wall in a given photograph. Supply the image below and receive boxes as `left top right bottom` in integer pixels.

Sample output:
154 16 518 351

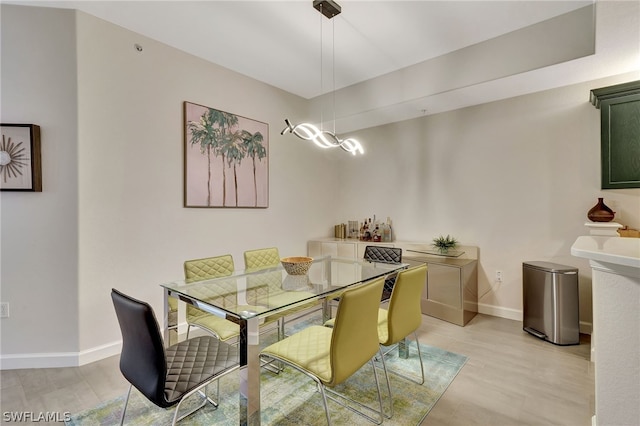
335 74 640 325
1 5 340 367
74 10 344 360
1 4 639 368
0 6 80 359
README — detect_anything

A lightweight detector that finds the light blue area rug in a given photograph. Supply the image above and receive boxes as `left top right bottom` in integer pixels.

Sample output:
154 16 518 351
67 313 467 425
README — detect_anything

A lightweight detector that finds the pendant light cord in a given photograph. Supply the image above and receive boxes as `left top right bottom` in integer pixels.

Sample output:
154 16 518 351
320 4 324 131
279 0 364 155
332 16 336 134
320 4 338 134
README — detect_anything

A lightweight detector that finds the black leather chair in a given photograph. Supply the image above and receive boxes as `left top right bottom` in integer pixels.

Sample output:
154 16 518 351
111 289 239 425
363 246 403 301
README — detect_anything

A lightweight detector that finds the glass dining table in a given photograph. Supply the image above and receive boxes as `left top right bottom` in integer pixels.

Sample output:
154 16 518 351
160 255 408 425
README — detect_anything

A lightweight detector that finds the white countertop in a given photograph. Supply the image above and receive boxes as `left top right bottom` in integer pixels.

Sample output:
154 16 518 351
571 236 640 268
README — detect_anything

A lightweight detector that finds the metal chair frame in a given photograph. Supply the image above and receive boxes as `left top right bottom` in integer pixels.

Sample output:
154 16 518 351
111 289 239 426
260 278 388 425
376 265 427 418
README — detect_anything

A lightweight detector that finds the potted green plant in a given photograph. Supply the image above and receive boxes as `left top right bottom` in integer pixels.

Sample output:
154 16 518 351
432 234 458 254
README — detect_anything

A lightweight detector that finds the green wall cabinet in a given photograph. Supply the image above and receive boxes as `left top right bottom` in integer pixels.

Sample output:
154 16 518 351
591 81 640 189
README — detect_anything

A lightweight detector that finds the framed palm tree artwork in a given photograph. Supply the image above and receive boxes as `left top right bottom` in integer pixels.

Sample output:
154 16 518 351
0 124 42 192
184 101 268 208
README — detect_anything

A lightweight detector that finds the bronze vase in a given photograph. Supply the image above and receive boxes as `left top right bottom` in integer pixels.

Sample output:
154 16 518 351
587 198 615 222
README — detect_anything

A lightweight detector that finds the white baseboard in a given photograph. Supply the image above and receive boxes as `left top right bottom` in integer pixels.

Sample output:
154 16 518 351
579 321 592 335
0 340 121 370
78 341 122 366
477 303 593 335
477 302 521 321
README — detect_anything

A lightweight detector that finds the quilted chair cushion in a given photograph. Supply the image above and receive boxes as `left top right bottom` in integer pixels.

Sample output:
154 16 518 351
244 247 280 271
183 255 239 340
261 325 333 382
363 246 402 264
247 271 318 321
184 255 234 282
363 246 403 301
164 336 238 404
376 309 389 343
188 315 240 341
184 277 240 321
245 251 321 324
168 297 178 312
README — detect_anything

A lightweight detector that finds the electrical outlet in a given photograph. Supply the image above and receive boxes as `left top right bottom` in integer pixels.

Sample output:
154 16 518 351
496 271 503 282
0 302 9 318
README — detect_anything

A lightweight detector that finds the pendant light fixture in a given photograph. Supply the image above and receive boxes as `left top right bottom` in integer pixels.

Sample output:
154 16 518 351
280 0 364 155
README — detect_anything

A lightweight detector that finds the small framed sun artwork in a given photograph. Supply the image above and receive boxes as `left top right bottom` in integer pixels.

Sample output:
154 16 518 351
0 124 42 192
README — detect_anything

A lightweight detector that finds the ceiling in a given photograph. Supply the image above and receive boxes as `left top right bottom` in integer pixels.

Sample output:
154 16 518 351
5 1 640 132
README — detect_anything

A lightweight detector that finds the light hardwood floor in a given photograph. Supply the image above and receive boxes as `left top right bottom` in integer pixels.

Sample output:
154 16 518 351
0 314 593 426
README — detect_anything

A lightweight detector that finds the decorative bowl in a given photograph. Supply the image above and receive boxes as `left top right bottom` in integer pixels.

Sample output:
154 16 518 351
280 256 313 275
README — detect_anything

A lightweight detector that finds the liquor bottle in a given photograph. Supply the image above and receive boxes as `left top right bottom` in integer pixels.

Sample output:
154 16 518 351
364 218 372 241
382 221 390 242
373 224 381 242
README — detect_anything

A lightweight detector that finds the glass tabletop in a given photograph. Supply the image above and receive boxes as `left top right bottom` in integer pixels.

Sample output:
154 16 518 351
161 256 408 320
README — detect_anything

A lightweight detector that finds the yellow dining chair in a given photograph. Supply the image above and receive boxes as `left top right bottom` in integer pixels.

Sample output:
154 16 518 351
377 264 427 417
183 254 240 342
260 278 387 425
166 296 179 345
243 247 281 271
324 265 427 418
244 247 321 336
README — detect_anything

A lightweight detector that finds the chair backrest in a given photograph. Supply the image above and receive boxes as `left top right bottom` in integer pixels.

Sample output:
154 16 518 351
184 255 235 319
363 246 402 264
184 254 235 283
244 247 280 271
329 277 384 386
111 289 169 407
384 265 427 345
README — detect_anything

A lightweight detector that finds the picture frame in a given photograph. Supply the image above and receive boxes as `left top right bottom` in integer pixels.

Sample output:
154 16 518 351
0 124 42 192
183 101 269 208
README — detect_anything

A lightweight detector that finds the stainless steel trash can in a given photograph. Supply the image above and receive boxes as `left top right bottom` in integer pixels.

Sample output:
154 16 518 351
522 261 579 345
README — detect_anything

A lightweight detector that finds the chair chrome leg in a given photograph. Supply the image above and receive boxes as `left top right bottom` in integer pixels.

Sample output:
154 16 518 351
261 353 384 425
323 359 384 425
413 331 425 385
169 364 239 425
172 386 208 425
370 358 385 425
377 347 393 419
278 317 285 340
381 337 425 385
317 380 332 426
186 324 191 340
120 384 133 426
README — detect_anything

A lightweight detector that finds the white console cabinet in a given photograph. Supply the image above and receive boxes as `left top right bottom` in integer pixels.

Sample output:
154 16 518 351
307 238 479 326
307 239 394 259
406 255 478 326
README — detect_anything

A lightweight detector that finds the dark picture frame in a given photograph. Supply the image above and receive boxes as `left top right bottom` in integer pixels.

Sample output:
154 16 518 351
0 124 42 192
183 101 269 208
